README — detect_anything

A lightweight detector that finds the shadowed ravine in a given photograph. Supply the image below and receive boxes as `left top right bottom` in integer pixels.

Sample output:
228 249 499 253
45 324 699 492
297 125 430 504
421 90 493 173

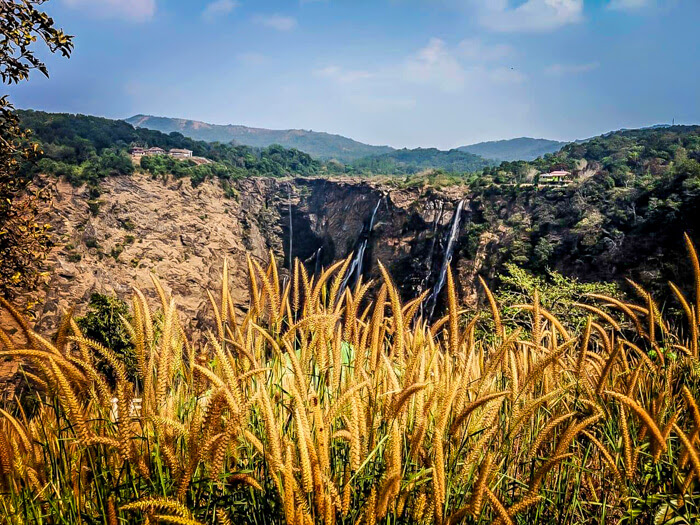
22 173 699 335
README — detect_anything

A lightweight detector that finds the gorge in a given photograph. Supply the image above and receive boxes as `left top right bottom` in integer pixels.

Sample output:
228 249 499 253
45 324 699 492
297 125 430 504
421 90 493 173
27 166 698 337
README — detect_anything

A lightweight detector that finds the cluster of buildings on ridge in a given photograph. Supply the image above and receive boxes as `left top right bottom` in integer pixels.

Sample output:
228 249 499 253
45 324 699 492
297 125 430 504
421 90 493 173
538 169 572 184
130 146 193 159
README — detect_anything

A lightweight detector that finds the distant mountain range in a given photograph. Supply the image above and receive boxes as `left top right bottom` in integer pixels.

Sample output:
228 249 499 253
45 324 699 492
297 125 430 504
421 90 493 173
458 137 567 162
125 114 571 164
125 115 394 163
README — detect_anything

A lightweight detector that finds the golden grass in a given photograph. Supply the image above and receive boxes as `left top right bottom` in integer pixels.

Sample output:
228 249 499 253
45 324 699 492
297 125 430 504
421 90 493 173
0 241 700 524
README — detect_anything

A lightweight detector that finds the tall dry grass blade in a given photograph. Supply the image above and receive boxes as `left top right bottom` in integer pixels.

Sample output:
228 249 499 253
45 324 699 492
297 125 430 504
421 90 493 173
669 281 698 357
246 255 261 316
469 452 492 517
485 488 513 525
674 423 700 479
685 232 700 324
574 303 622 332
449 392 508 437
587 293 646 338
595 341 622 396
605 390 667 452
529 453 573 492
310 259 346 311
528 412 576 460
582 430 623 485
378 261 404 361
329 255 353 307
478 276 502 338
447 265 459 355
533 289 541 347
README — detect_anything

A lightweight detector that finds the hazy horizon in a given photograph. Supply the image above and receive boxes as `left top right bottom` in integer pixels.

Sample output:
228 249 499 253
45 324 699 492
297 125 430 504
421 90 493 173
8 0 700 149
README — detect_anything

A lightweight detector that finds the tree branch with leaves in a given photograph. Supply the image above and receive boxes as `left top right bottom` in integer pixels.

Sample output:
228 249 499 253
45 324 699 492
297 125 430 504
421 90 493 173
0 0 73 298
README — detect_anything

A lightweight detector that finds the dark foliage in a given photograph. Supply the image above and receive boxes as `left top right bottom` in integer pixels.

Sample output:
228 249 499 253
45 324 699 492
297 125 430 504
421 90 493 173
463 126 700 297
76 293 137 385
350 147 495 175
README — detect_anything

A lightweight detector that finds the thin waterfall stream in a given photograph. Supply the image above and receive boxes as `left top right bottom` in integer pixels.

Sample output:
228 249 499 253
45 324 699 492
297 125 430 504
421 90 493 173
313 247 322 276
337 198 382 300
424 199 465 320
418 200 445 297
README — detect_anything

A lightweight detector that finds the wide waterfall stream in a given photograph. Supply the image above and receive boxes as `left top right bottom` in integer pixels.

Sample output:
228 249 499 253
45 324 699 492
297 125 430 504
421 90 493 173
337 198 382 301
423 199 465 319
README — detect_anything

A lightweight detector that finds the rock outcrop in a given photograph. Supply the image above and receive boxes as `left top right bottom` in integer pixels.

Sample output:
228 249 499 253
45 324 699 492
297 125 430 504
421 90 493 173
28 174 501 333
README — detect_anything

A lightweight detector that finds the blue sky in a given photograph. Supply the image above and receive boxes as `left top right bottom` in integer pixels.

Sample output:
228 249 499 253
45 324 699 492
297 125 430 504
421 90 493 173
8 0 700 149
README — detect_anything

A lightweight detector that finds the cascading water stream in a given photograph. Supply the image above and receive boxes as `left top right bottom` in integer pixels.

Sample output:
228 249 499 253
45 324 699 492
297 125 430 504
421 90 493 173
418 200 444 296
313 247 323 276
424 199 465 320
337 198 382 300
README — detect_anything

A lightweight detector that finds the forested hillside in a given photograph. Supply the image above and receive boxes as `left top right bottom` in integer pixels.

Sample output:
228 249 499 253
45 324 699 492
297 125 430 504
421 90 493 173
18 110 323 186
459 137 566 161
20 110 499 184
350 147 495 174
463 125 700 291
125 114 395 162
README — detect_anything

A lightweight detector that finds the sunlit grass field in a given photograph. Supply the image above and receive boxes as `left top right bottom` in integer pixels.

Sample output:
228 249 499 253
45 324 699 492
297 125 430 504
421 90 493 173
1 235 700 524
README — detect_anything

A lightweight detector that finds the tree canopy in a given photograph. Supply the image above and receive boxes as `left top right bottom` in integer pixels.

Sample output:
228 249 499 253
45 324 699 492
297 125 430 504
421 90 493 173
18 110 324 186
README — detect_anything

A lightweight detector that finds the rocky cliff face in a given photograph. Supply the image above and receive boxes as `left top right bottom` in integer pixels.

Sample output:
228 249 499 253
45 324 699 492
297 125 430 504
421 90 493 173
23 170 698 336
30 175 278 331
27 174 502 334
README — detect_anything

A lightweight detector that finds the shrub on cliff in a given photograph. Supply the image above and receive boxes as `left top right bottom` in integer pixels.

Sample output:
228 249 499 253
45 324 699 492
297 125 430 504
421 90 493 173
76 293 138 385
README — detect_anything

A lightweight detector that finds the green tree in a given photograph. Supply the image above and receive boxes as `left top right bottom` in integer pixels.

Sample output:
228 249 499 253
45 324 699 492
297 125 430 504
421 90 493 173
0 0 73 298
496 263 619 330
76 293 137 385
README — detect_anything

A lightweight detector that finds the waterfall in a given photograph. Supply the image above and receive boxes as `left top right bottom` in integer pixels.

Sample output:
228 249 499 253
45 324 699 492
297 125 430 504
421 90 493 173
418 200 444 296
302 246 324 275
424 199 465 320
313 247 322 276
337 198 382 300
354 198 381 282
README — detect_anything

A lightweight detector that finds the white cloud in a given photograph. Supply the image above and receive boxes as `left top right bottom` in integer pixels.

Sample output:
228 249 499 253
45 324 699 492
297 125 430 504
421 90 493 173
254 14 298 31
402 39 525 91
403 38 467 92
202 0 240 21
476 0 584 33
545 62 600 75
315 38 525 96
306 38 535 147
63 0 156 22
607 0 654 10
